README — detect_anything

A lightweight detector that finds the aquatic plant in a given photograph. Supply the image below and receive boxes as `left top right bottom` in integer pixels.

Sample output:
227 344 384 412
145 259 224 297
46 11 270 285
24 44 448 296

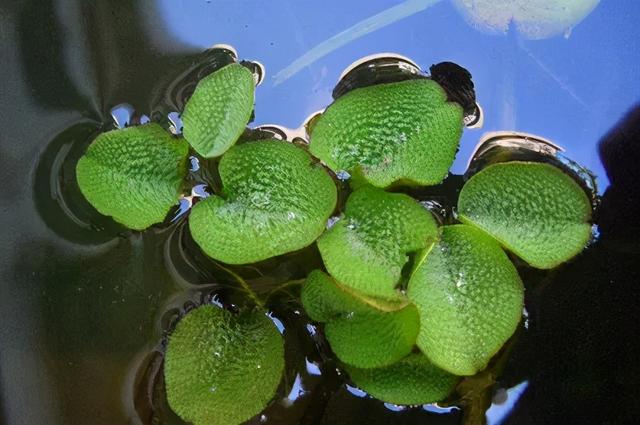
75 53 595 424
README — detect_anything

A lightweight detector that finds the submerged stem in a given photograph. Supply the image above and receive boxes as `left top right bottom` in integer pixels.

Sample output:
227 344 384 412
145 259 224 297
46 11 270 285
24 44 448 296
212 260 264 307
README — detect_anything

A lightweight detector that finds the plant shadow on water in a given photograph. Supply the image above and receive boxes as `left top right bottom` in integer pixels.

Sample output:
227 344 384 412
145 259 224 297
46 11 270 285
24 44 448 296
2 1 640 425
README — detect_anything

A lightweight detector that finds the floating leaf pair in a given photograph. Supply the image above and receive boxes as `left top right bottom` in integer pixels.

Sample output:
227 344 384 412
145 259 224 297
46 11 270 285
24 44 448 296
302 270 419 369
164 305 284 425
76 63 255 230
317 186 438 301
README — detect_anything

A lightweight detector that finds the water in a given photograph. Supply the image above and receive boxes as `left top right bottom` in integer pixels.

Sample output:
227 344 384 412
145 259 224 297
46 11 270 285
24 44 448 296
2 1 640 425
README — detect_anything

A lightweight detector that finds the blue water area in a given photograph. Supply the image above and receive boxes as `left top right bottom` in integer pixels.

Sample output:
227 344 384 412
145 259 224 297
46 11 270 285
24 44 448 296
158 0 640 191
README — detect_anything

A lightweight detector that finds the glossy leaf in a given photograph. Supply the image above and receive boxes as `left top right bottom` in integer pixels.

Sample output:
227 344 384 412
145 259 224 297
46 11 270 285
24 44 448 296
309 79 463 188
164 305 284 425
189 140 337 264
408 225 524 376
182 63 255 158
76 123 189 230
317 186 438 301
458 161 592 269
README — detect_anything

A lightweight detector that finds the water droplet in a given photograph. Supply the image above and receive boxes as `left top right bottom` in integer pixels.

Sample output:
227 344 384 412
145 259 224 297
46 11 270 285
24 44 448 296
326 216 341 229
209 386 217 393
423 403 460 414
110 103 135 129
260 414 268 423
266 312 286 334
287 211 296 220
305 358 322 376
189 156 200 171
214 351 221 358
336 170 351 181
167 111 183 135
191 184 210 199
345 384 367 398
384 403 406 412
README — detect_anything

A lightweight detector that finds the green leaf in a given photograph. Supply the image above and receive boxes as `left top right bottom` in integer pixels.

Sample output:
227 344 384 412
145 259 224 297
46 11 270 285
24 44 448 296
317 186 438 301
301 270 370 323
189 140 337 264
182 63 255 158
309 79 463 188
164 305 284 425
458 161 592 269
301 270 419 368
452 0 600 40
408 225 524 376
76 123 189 230
345 353 458 405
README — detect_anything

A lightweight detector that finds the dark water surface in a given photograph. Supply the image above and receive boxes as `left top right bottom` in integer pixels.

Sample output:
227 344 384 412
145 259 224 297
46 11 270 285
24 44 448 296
2 1 640 424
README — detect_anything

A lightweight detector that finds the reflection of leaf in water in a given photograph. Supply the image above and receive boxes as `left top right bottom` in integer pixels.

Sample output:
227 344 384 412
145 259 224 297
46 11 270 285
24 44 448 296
451 0 600 39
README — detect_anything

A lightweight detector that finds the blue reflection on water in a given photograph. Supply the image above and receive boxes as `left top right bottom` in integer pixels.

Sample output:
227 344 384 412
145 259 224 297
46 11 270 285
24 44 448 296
486 380 529 425
156 1 640 191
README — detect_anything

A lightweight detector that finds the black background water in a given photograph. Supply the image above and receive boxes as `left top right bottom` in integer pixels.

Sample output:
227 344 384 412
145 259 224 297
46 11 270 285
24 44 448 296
1 1 640 424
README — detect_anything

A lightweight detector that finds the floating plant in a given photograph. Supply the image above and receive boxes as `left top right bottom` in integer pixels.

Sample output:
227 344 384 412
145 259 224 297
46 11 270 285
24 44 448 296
344 353 459 406
302 270 419 369
309 74 467 188
72 51 597 423
316 186 439 301
164 305 284 425
189 140 337 264
458 161 593 269
76 123 189 230
182 62 256 158
408 225 524 376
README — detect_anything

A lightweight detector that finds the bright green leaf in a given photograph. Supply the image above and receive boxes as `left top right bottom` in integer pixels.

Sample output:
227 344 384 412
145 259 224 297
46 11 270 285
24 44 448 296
301 270 419 368
408 225 524 376
345 353 458 405
76 123 189 230
189 140 337 264
309 79 463 188
458 161 592 269
164 305 284 425
182 63 255 158
317 186 438 301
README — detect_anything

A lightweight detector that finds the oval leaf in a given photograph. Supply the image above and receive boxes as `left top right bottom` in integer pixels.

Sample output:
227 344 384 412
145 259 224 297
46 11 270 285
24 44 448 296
189 140 337 264
458 161 592 269
182 63 255 157
408 225 524 376
345 353 458 405
164 305 284 425
317 186 438 301
76 123 189 230
302 270 419 368
309 79 463 187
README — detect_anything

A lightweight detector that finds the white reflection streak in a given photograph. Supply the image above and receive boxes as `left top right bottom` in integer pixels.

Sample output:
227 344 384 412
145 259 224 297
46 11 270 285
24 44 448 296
485 380 529 425
518 41 588 109
285 374 306 404
273 0 444 85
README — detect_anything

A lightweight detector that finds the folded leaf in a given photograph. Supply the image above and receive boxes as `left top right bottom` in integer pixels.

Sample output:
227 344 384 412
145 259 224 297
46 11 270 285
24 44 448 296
302 270 419 368
76 123 188 230
317 186 438 301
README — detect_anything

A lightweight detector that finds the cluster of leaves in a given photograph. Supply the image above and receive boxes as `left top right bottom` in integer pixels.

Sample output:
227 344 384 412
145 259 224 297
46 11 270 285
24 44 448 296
76 58 593 425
